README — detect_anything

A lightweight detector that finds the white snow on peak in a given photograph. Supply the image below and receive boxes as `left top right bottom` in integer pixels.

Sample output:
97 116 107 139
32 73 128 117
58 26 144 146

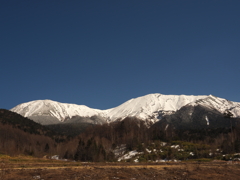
10 93 240 124
11 99 103 122
106 93 207 121
189 95 240 117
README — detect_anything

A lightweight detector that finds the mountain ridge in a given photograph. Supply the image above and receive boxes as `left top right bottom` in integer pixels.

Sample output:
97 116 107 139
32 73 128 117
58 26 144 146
10 93 240 125
11 99 106 125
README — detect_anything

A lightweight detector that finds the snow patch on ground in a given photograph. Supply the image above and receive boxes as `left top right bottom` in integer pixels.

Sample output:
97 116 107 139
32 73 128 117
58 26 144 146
146 148 151 153
171 145 180 149
117 150 143 162
113 144 126 157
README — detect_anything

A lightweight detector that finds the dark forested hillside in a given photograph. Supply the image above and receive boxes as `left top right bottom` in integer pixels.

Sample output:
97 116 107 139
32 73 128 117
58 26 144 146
0 123 58 156
149 113 240 154
60 116 240 161
60 117 149 161
0 109 61 138
0 109 65 156
46 123 94 138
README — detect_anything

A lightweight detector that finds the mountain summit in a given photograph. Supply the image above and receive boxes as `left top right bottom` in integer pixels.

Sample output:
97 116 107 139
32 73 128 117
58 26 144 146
10 93 240 125
106 94 208 122
11 99 105 125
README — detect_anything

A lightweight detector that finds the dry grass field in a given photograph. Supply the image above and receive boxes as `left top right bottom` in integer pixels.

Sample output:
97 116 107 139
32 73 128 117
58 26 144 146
0 156 240 180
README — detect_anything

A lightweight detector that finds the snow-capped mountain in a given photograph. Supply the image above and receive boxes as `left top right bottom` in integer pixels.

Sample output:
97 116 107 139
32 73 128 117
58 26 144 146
106 94 208 123
151 95 240 130
11 100 106 125
10 93 240 126
189 95 240 117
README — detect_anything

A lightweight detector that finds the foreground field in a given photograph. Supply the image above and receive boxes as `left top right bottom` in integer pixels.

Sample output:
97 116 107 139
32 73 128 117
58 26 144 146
0 156 240 180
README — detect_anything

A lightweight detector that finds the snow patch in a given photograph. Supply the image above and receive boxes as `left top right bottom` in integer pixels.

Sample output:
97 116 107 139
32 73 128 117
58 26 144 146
146 148 151 153
165 124 169 130
205 116 209 125
171 145 180 149
189 152 194 156
118 150 143 161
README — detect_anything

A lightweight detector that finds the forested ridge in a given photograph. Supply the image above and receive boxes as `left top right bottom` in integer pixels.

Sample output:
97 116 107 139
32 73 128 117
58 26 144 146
0 109 60 137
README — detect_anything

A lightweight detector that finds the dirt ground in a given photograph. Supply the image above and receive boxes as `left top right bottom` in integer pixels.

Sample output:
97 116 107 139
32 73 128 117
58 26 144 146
0 159 240 180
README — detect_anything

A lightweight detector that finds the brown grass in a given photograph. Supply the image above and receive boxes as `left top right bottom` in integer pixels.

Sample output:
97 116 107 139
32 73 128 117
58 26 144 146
0 157 240 180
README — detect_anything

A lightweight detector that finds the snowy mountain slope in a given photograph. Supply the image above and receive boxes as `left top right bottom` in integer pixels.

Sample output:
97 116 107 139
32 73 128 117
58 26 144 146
151 95 240 130
106 93 208 122
189 95 240 117
11 100 105 124
10 93 240 125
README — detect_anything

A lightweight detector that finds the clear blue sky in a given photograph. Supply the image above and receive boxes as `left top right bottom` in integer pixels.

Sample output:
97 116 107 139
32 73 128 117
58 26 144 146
1 0 240 110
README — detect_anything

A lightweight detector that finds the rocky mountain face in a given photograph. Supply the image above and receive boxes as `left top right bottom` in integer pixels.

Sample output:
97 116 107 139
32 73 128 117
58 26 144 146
153 95 240 130
10 94 240 127
156 104 237 130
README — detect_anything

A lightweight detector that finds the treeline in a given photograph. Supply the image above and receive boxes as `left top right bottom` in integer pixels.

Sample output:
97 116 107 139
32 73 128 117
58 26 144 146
0 109 65 157
60 117 240 161
0 123 57 156
0 109 64 141
46 123 93 137
59 117 149 161
150 118 240 154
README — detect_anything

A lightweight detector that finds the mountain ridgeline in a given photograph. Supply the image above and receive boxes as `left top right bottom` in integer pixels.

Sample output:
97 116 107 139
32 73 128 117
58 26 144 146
10 94 240 129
